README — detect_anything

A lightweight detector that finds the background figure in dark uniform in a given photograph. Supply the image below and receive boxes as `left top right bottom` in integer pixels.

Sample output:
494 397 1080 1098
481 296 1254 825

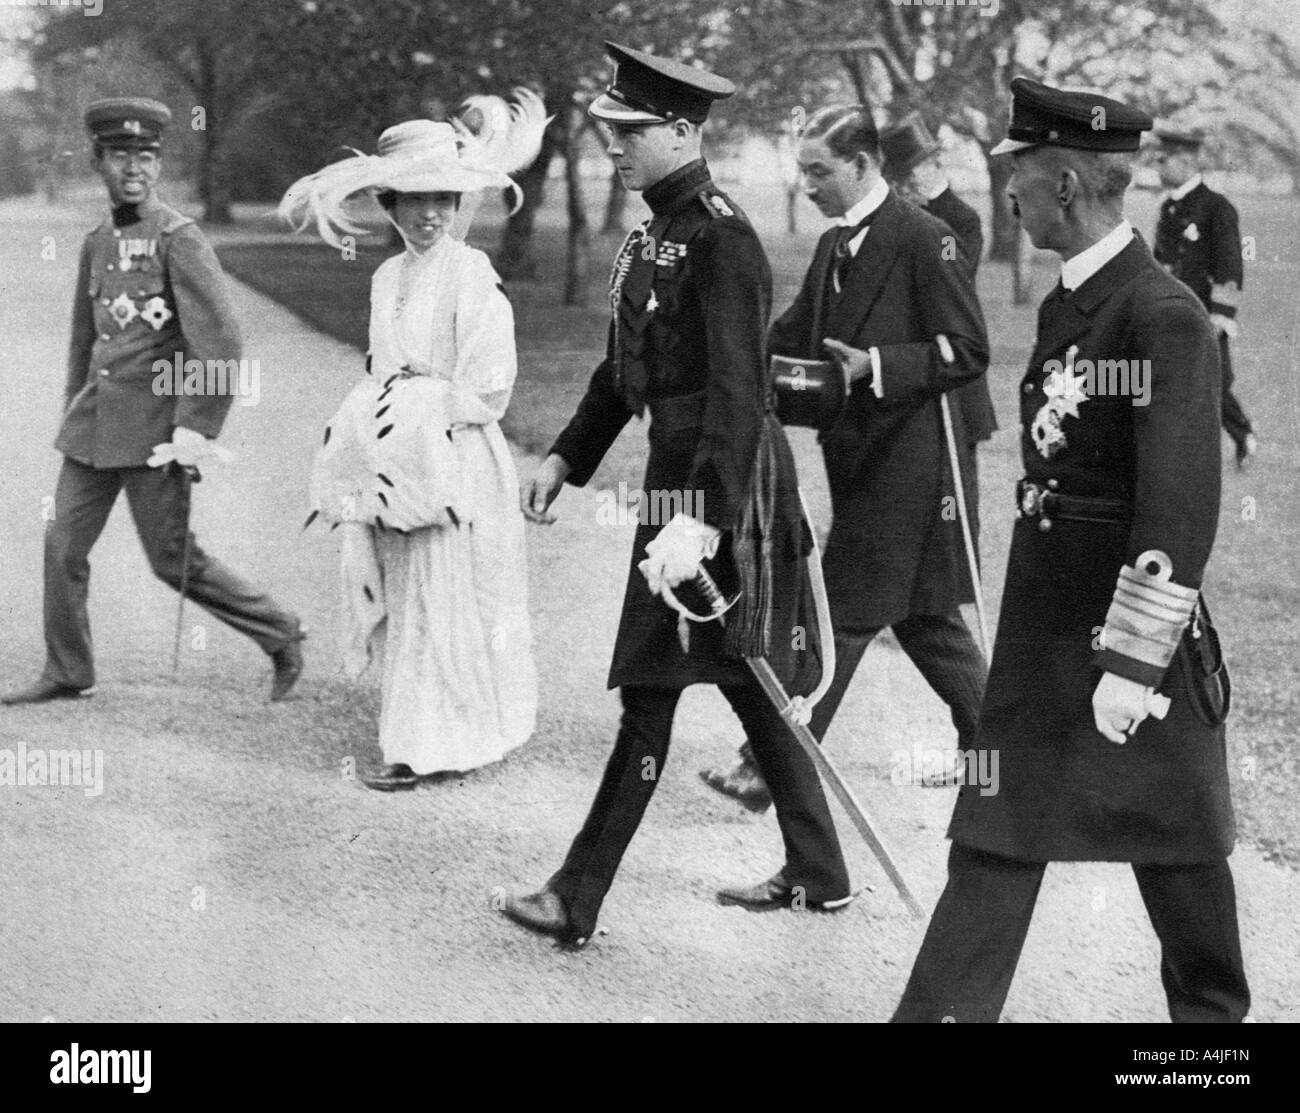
2 98 304 707
894 78 1249 1023
882 110 997 555
701 103 990 811
1153 127 1256 468
500 45 851 948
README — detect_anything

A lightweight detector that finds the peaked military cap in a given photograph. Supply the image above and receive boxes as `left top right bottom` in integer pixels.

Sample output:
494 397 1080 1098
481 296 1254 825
991 76 1152 156
85 97 172 149
880 111 941 180
1155 127 1206 152
589 41 734 125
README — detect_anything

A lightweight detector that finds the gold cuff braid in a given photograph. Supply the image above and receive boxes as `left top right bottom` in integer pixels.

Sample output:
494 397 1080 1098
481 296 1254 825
1101 550 1198 669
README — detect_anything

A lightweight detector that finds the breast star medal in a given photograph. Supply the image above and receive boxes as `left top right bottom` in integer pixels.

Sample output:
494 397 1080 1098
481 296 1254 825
139 296 173 331
107 291 139 330
1031 344 1089 459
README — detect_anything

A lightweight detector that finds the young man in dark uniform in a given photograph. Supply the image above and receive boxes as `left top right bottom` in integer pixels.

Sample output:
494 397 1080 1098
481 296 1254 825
1154 127 1256 467
500 45 851 948
701 103 991 810
2 98 304 707
893 78 1249 1023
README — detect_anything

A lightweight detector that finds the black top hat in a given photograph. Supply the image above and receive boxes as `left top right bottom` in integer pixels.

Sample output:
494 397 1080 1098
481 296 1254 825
991 76 1152 155
85 97 172 149
589 42 734 125
880 112 941 180
771 355 846 432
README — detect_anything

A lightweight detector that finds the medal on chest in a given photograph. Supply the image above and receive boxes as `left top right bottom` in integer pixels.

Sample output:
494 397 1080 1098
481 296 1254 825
118 237 157 272
1030 343 1090 459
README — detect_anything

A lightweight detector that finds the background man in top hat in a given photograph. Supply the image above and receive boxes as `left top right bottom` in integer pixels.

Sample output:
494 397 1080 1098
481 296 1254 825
701 102 990 811
1 97 304 707
501 44 852 948
881 110 997 546
1154 127 1257 468
893 77 1249 1022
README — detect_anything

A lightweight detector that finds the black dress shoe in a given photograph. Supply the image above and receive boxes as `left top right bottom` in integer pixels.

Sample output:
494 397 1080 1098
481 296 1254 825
500 888 589 948
361 763 418 791
699 743 773 813
269 629 306 701
717 872 856 913
1 680 95 706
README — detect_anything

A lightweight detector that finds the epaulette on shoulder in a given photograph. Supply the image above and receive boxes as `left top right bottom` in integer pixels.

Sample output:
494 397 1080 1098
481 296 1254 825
700 191 735 219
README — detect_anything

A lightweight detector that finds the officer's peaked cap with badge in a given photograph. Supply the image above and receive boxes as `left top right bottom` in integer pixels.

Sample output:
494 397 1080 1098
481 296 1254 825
880 111 942 180
1155 126 1206 152
85 97 172 150
589 41 734 125
990 76 1152 156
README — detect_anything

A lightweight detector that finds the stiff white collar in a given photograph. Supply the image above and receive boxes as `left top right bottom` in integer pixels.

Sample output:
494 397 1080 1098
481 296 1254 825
1061 219 1134 291
1167 173 1203 202
838 175 890 227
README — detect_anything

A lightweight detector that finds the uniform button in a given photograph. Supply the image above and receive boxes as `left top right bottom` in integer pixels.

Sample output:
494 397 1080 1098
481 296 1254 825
100 297 110 306
1023 382 1035 394
1047 479 1059 491
1038 518 1052 532
113 230 122 238
107 263 116 271
98 368 110 377
100 333 111 341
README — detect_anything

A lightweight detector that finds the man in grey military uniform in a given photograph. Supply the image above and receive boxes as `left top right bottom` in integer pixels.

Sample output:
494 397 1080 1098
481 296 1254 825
2 98 304 706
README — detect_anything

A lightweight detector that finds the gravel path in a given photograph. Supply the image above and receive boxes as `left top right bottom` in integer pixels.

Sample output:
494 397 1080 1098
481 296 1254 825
1 198 1294 1022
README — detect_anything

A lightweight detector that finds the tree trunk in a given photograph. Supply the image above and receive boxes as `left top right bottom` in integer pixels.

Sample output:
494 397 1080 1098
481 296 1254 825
601 163 627 233
840 51 872 111
986 153 1016 262
496 114 560 280
1012 224 1031 306
563 107 592 307
198 131 234 224
194 50 234 224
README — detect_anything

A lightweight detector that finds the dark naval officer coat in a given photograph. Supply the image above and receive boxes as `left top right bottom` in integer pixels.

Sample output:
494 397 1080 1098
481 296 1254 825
551 159 815 692
56 196 242 468
768 190 989 632
948 235 1235 864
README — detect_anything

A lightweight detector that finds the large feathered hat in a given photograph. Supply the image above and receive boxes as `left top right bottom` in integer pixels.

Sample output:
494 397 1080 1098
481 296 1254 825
279 88 549 247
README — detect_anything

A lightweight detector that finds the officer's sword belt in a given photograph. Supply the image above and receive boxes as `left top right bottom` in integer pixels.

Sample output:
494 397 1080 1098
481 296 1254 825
1016 479 1131 526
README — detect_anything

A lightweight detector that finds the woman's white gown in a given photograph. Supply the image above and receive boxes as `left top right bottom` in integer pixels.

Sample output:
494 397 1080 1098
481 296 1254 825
316 235 537 774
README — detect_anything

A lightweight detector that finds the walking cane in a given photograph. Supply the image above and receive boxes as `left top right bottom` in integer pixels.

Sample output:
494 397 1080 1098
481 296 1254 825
935 335 991 660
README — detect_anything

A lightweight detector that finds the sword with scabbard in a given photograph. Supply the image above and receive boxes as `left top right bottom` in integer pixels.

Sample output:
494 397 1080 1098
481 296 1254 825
171 463 200 676
661 500 925 919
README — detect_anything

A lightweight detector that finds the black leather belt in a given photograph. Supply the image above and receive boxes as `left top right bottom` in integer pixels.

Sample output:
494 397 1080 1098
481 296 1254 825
1016 479 1131 531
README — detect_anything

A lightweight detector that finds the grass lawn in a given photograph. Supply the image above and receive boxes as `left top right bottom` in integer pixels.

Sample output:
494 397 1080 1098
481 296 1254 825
216 182 1300 866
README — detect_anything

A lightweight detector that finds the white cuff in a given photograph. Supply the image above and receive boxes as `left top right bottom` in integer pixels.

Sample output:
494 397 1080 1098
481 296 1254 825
868 347 883 399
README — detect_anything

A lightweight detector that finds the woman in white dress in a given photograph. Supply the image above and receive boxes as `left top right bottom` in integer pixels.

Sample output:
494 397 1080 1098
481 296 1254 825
281 92 545 789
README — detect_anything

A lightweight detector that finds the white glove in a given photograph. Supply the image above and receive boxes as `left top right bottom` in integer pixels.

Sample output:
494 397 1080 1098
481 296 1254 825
638 513 721 596
1092 670 1167 744
147 426 234 469
1208 313 1239 340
